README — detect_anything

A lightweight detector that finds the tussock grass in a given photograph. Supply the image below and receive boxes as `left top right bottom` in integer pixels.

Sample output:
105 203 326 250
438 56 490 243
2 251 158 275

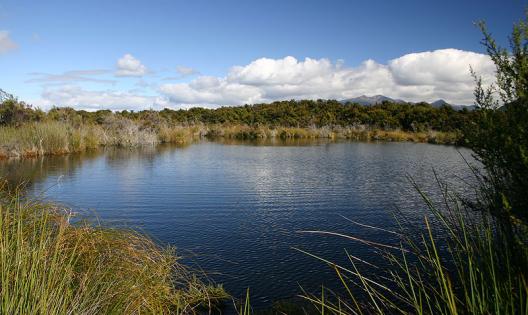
0 120 460 159
0 122 99 158
0 185 228 314
158 126 196 144
202 124 459 144
340 128 459 144
0 120 158 158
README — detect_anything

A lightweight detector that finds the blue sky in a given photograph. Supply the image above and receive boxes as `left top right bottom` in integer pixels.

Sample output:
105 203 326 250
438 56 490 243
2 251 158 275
0 0 526 109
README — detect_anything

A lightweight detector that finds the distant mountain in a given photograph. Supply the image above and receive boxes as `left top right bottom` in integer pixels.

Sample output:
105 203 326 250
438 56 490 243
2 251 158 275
340 95 475 111
431 99 476 111
431 99 450 108
340 95 407 106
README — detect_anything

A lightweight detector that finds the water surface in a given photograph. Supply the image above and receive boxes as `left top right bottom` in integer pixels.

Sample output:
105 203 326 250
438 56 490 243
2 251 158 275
0 140 476 307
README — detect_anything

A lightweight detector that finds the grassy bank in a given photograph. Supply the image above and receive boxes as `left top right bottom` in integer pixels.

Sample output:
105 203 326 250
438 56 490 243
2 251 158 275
203 124 459 144
0 185 228 314
0 120 460 158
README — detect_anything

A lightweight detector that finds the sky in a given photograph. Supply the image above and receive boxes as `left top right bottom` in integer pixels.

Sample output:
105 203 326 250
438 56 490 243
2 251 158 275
0 0 526 110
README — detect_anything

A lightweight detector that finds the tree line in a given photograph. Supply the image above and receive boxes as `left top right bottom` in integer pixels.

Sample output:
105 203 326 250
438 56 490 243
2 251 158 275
0 95 476 133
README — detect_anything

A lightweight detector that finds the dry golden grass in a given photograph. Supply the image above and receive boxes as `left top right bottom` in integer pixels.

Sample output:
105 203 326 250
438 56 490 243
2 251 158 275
0 185 228 314
0 121 461 159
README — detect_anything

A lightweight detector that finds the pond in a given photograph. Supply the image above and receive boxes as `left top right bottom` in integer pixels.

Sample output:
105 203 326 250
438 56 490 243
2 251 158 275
0 140 477 309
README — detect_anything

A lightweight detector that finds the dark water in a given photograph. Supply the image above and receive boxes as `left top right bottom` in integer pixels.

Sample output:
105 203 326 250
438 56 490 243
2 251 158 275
0 140 477 308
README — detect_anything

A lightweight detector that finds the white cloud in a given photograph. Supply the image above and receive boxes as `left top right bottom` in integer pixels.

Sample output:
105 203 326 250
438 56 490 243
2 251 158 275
34 48 496 110
115 54 148 77
160 76 262 105
388 49 495 86
227 56 335 85
0 30 17 54
160 49 496 106
36 85 168 111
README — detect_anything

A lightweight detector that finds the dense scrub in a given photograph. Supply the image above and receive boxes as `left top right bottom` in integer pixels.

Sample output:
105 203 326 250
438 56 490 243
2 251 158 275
17 99 472 132
0 95 473 158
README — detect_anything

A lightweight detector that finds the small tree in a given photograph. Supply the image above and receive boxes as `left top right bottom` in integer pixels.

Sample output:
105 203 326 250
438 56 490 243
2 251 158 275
0 89 44 126
467 14 528 228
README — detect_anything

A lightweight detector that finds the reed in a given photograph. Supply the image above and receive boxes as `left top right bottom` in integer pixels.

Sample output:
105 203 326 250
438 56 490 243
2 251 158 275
0 185 228 314
297 176 528 314
0 120 461 159
158 125 196 144
0 122 89 158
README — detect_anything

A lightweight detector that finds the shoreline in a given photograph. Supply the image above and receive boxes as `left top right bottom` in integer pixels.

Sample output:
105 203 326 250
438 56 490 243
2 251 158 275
0 122 461 159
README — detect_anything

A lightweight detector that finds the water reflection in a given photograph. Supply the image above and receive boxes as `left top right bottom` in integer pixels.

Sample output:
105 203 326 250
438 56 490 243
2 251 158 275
0 150 101 189
0 141 477 308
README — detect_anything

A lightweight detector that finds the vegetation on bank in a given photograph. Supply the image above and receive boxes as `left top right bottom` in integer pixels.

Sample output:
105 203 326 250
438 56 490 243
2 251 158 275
0 185 228 314
0 121 460 158
0 91 472 157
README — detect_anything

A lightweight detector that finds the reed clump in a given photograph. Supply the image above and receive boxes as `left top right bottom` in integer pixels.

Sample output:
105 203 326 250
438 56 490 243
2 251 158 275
158 125 196 144
200 124 460 144
0 122 102 158
0 118 162 158
0 186 228 314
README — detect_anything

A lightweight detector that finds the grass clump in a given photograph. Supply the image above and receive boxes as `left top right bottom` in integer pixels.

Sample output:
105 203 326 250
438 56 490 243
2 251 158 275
297 177 528 315
0 122 94 158
158 125 195 144
0 186 228 314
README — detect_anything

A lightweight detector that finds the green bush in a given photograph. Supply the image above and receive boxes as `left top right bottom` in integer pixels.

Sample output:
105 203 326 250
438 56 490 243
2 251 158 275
466 15 528 226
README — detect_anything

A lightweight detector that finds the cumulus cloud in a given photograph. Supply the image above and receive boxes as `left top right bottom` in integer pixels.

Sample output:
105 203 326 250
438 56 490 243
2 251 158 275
36 85 167 111
160 49 496 106
35 48 496 110
115 54 148 77
388 49 494 86
160 76 262 105
0 30 17 54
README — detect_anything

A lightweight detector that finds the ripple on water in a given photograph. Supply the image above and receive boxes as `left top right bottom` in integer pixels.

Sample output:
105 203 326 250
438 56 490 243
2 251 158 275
0 141 477 309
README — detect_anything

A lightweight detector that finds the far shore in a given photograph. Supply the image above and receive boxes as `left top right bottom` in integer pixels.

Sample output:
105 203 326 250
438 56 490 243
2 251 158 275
0 122 461 159
0 98 469 159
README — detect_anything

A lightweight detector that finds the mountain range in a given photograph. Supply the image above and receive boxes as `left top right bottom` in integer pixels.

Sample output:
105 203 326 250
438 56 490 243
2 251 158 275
340 95 475 111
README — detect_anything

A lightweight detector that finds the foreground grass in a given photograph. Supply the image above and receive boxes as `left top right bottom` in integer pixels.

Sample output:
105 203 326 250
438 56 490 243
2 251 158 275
233 176 528 315
0 120 460 158
0 185 228 314
296 178 528 315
